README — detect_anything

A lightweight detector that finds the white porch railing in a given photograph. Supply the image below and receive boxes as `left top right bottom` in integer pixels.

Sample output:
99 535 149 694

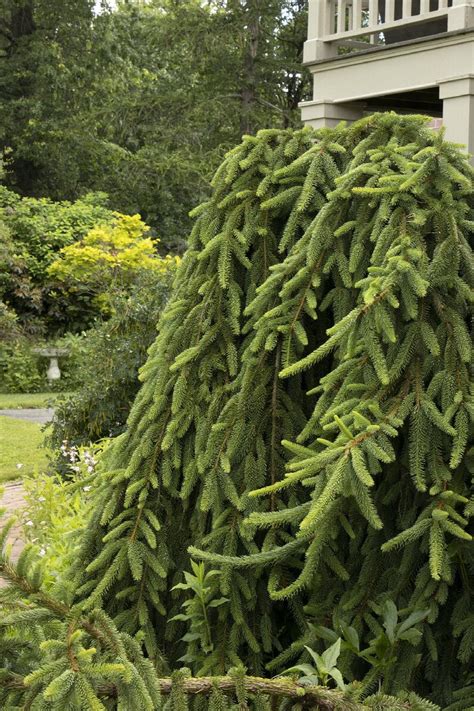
305 0 474 60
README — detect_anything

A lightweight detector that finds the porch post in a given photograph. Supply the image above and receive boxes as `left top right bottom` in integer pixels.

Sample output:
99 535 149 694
447 0 474 31
439 75 474 159
303 0 338 62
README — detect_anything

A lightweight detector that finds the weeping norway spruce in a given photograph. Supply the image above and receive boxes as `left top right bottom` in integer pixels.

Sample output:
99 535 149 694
0 113 473 710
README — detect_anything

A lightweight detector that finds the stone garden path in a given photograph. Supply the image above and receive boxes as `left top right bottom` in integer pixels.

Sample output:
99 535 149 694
0 408 54 425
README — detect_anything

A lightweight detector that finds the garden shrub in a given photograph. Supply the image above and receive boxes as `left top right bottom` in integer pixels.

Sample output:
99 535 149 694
0 341 44 393
0 188 113 280
0 189 114 334
48 212 179 319
0 114 472 710
0 262 176 398
0 185 179 343
0 302 20 343
20 443 100 586
0 215 35 339
49 267 177 450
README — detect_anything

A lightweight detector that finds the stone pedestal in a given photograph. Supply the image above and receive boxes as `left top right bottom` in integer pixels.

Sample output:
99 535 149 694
33 347 69 385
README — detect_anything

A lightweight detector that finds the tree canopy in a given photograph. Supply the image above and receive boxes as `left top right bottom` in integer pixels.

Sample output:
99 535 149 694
0 0 310 249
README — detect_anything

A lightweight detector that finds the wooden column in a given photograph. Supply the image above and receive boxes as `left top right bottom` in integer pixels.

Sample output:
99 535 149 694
439 75 474 161
304 0 339 61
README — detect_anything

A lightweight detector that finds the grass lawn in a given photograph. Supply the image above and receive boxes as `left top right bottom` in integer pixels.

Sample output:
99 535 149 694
0 416 50 482
0 392 72 409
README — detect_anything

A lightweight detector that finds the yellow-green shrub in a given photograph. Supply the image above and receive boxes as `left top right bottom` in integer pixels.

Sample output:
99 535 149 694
48 212 179 314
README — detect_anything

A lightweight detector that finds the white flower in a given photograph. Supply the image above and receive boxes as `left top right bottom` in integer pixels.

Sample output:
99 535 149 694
38 496 46 502
16 463 23 469
39 548 46 557
83 485 92 491
25 520 33 527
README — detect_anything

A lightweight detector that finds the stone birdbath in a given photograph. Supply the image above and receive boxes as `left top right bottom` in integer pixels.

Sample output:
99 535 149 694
32 347 69 386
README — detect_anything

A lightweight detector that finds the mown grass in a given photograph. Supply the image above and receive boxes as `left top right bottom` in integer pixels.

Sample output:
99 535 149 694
0 416 50 482
0 392 72 410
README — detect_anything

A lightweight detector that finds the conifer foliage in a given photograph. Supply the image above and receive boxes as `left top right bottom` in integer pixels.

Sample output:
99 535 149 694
0 114 473 709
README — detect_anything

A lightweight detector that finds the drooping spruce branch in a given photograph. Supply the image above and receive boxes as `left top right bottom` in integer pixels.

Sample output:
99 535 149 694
0 545 438 710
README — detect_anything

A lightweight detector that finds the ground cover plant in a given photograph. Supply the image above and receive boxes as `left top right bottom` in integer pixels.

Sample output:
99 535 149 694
19 443 99 585
0 114 472 710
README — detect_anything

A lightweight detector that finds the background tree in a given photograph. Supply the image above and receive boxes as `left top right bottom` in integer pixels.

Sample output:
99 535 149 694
0 0 97 195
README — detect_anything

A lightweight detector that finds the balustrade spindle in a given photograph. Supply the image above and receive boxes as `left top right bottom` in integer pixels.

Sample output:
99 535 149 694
353 0 363 28
337 0 346 33
368 0 378 27
311 0 455 43
385 0 395 22
330 0 337 34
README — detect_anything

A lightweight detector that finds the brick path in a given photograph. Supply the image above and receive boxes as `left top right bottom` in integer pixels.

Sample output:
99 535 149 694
0 482 25 582
0 407 53 572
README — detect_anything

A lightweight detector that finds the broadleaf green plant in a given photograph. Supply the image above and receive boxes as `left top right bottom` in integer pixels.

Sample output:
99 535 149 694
171 562 228 667
282 638 346 691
